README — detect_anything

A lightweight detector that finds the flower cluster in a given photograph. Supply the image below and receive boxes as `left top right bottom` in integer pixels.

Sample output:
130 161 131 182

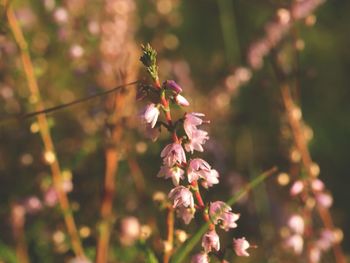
282 177 342 262
139 45 252 262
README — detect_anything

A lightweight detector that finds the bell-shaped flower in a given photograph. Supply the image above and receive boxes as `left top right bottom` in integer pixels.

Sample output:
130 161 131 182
184 112 205 139
187 158 211 183
209 201 240 231
141 103 160 128
185 129 209 153
163 80 183 93
175 94 190 106
233 237 251 257
201 169 219 188
157 165 184 186
161 143 186 167
177 206 195 225
202 229 220 253
168 186 194 209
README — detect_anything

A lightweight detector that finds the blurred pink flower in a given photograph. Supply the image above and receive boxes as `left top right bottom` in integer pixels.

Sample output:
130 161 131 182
24 196 42 214
288 214 304 235
233 237 251 257
120 216 141 246
315 192 333 208
290 180 304 196
311 179 325 192
44 187 59 207
177 206 195 224
191 252 209 263
285 234 304 255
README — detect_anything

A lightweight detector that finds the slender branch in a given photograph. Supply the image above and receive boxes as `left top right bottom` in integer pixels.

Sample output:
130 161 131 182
0 81 138 126
5 4 85 258
280 83 346 263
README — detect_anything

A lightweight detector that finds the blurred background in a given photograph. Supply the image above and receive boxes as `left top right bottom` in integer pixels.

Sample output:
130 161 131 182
0 0 349 262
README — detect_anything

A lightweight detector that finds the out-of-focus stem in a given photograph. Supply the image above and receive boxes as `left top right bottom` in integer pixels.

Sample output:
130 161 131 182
6 4 85 258
128 157 146 195
163 206 174 263
280 83 346 263
11 204 30 263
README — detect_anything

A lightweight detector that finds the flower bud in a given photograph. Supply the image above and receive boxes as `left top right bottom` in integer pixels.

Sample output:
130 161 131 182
163 80 182 93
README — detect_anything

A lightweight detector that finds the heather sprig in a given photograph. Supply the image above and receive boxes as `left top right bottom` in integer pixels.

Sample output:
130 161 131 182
138 44 255 262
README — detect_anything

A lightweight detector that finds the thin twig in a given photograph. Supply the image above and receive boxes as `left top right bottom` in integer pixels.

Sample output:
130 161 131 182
5 3 85 258
0 81 138 127
280 83 346 263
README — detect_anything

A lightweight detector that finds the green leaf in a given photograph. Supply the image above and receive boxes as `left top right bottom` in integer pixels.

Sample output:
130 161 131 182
170 167 277 263
0 240 18 263
138 240 159 263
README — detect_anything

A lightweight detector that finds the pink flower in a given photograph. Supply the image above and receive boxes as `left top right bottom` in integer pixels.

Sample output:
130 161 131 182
311 179 324 192
175 94 190 106
185 129 209 153
288 214 304 235
202 229 220 252
290 180 304 196
161 143 186 167
316 229 336 251
120 216 141 246
184 112 205 139
145 124 161 142
177 206 195 224
187 158 211 183
163 80 182 93
158 165 184 186
308 246 321 263
191 252 209 263
44 187 58 207
285 234 303 255
233 237 251 257
142 103 160 128
201 169 219 188
209 201 240 231
187 159 219 187
23 196 42 214
315 192 333 208
168 186 194 209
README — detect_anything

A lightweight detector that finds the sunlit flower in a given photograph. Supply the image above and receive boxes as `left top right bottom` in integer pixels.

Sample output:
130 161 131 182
175 94 190 106
315 192 333 208
141 103 160 128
